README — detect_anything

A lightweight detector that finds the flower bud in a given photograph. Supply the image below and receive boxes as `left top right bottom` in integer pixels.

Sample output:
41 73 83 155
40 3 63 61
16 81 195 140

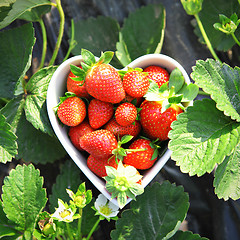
181 0 203 15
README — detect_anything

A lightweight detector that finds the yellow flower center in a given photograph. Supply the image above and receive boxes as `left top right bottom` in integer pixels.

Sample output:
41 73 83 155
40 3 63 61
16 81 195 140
99 205 112 216
59 209 71 219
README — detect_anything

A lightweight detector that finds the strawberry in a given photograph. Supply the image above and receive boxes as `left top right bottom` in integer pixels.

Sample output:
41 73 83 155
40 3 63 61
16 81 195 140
57 95 86 127
67 65 90 98
79 129 118 159
88 99 114 129
122 69 150 98
140 101 183 141
115 102 137 126
68 119 94 150
87 155 119 178
77 49 125 104
123 138 158 170
104 118 141 139
143 65 169 88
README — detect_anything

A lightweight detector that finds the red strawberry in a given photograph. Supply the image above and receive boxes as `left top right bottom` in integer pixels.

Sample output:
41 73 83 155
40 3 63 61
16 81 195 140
79 129 118 159
140 101 183 141
123 138 158 170
85 63 125 103
104 118 141 139
123 69 150 98
115 102 137 126
87 155 119 177
57 96 86 127
67 65 90 98
143 65 169 88
68 120 94 150
88 99 114 129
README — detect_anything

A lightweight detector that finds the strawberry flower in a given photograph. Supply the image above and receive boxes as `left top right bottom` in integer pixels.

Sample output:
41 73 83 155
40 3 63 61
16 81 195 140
104 161 144 209
93 194 119 221
51 199 79 222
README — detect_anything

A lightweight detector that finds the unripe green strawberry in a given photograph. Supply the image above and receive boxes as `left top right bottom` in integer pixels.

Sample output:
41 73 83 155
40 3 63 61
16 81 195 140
88 98 114 129
79 129 118 159
123 69 149 97
143 65 169 88
115 102 137 126
123 138 158 170
57 96 86 127
68 119 94 150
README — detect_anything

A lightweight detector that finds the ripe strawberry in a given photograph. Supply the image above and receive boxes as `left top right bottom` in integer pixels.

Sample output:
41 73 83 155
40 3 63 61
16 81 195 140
79 129 118 159
67 65 90 98
57 96 86 127
76 49 125 104
115 102 137 126
143 65 169 88
104 118 141 139
88 99 114 129
123 138 158 170
140 101 183 141
68 120 94 150
123 69 150 98
87 155 119 177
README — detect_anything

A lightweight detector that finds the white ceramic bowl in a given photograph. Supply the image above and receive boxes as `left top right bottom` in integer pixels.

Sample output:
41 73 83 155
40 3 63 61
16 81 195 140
46 54 191 207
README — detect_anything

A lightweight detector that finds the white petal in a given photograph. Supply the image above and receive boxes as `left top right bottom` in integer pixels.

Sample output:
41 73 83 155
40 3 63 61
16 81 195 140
108 201 119 213
95 194 107 209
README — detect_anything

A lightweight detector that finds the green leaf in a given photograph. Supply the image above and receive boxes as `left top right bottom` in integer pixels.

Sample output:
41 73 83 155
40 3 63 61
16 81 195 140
169 98 240 176
0 23 35 99
0 113 18 163
168 68 185 93
0 201 21 238
1 97 66 164
117 3 165 64
169 230 208 240
214 142 240 200
0 0 51 29
111 182 189 240
2 164 47 233
25 66 57 135
49 160 82 212
191 59 240 122
18 5 51 22
72 16 120 58
178 83 199 102
194 0 240 51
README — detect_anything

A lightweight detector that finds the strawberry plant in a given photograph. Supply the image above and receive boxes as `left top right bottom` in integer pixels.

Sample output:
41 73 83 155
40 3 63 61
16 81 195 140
1 0 240 239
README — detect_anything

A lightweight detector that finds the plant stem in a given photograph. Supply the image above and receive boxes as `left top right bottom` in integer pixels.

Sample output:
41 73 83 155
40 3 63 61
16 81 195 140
38 18 47 69
66 223 74 240
48 0 65 66
231 32 240 47
85 218 101 240
63 19 77 62
77 208 83 239
194 13 222 64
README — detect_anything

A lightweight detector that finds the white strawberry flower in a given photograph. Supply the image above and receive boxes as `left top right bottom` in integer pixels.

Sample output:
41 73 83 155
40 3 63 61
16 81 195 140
94 194 119 220
51 199 75 222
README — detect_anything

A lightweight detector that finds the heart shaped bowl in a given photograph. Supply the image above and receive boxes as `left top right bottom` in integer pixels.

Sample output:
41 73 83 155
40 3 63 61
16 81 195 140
46 53 191 207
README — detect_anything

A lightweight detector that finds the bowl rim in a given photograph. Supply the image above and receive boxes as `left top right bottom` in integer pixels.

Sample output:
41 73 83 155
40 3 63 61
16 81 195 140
46 53 191 207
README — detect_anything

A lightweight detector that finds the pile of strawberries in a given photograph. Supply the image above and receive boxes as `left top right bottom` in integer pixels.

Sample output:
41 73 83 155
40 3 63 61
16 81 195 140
56 49 184 179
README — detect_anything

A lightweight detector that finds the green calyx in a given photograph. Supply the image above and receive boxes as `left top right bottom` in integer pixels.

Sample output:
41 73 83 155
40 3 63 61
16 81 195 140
112 135 146 162
104 161 144 209
144 68 199 113
69 48 114 82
